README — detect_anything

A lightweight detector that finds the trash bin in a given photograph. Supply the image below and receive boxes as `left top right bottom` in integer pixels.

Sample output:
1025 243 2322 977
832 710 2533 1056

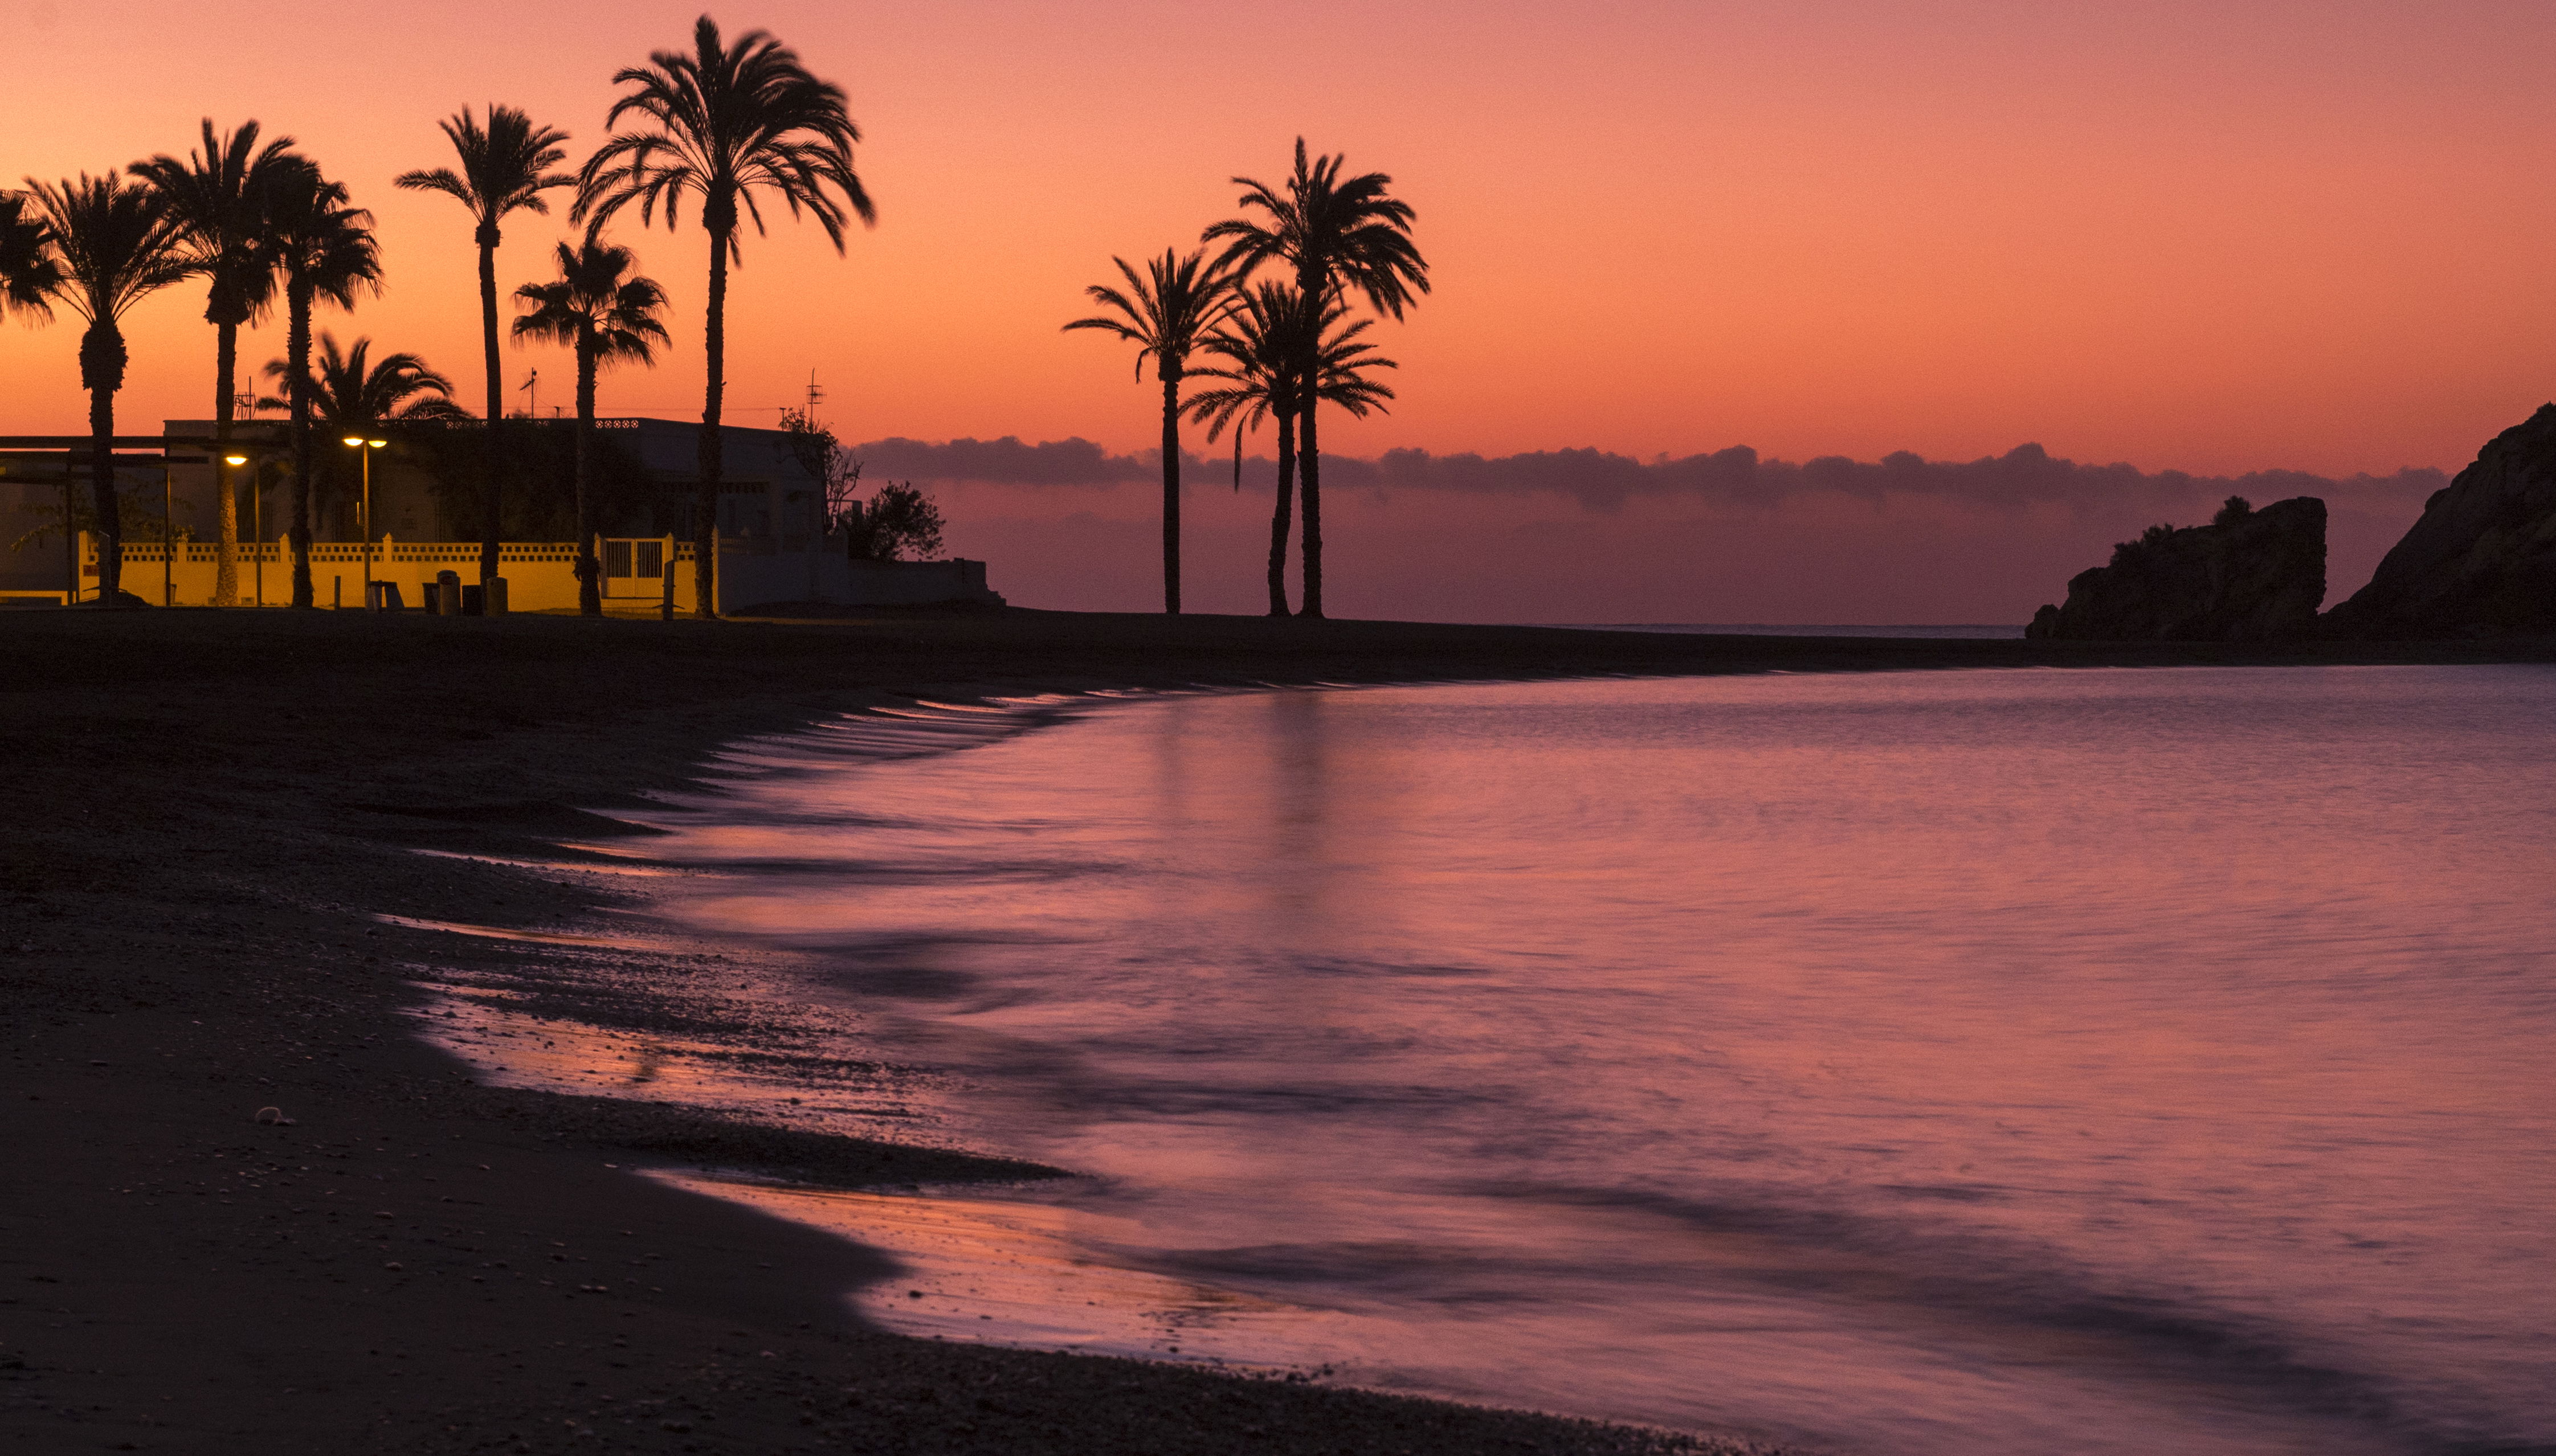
461 584 484 616
486 577 508 615
435 570 462 615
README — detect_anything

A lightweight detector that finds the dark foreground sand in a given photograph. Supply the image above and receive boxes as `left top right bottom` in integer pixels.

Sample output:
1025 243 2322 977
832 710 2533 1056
5 607 2547 1456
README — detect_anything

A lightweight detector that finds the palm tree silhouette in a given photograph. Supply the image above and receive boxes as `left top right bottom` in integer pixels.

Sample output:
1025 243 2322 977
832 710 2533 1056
1189 285 1395 616
258 333 465 425
1206 139 1427 618
1064 248 1233 616
395 105 574 589
267 166 382 607
19 174 187 604
256 333 463 538
577 16 873 619
512 234 671 615
1185 281 1307 616
132 120 306 607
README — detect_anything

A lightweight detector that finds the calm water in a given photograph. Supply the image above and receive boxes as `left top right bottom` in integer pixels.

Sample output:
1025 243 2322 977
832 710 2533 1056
1554 624 2025 638
598 667 2553 1455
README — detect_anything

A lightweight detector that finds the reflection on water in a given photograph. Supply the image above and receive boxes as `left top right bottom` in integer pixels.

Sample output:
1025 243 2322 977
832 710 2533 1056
624 668 2552 1456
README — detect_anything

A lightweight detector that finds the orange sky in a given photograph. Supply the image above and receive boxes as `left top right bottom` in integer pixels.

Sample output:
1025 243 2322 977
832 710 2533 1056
9 2 2556 616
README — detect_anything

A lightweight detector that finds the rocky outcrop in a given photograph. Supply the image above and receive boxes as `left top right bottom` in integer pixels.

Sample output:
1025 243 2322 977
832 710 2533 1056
2322 404 2556 638
2026 496 2326 641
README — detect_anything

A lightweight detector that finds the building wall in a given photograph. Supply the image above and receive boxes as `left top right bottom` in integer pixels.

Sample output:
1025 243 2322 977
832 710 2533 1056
79 533 1003 613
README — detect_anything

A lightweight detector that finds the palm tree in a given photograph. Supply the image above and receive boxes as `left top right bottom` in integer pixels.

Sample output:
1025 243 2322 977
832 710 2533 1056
131 120 305 607
1189 285 1395 616
21 174 187 604
1064 248 1232 615
511 234 671 615
267 166 382 607
1206 139 1428 617
256 334 463 538
258 333 465 424
395 105 574 588
577 15 873 619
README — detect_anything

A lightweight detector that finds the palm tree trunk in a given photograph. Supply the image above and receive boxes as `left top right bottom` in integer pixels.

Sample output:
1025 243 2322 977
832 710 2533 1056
477 228 503 585
1160 367 1181 615
288 282 315 608
1266 405 1296 616
212 321 239 607
83 334 122 605
575 344 599 616
695 226 728 620
1297 394 1322 619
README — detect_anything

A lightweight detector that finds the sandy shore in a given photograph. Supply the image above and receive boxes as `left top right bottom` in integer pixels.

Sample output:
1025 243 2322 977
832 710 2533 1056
4 606 2547 1456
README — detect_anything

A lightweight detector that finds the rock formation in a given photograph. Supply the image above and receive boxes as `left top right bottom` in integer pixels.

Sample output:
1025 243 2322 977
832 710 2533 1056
2322 404 2556 638
2026 496 2326 641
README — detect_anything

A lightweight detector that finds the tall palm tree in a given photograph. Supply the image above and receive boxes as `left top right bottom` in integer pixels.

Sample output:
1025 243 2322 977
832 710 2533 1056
132 120 305 607
395 105 574 588
1064 248 1232 616
257 334 463 538
577 15 873 619
1189 285 1395 616
267 166 382 607
22 174 187 604
511 233 670 615
1206 139 1428 617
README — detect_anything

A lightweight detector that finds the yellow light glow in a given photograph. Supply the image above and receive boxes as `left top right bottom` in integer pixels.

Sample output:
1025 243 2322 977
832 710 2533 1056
367 439 387 448
341 436 365 447
223 455 247 466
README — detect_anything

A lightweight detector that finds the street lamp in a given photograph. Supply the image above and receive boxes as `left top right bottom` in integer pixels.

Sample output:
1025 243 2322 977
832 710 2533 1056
224 453 256 607
343 436 386 608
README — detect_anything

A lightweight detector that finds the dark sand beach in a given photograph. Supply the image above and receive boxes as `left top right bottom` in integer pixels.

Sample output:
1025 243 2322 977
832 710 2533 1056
5 607 2547 1456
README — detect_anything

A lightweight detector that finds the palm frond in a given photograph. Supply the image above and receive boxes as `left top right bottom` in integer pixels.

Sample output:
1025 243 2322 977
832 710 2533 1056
0 190 63 320
395 105 572 236
20 173 187 324
575 16 871 262
1062 246 1235 383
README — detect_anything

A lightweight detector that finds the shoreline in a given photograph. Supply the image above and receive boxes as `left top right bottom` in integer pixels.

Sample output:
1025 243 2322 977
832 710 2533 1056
6 608 2550 1455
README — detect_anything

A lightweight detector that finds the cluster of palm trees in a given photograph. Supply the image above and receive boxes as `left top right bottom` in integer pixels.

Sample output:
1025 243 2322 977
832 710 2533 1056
1067 140 1428 618
0 14 869 617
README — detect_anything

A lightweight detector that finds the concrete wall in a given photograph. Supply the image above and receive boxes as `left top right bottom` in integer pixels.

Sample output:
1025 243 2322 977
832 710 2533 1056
80 534 1003 614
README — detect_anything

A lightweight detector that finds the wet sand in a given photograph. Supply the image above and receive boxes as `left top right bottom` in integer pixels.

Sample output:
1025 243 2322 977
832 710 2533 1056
3 606 2546 1455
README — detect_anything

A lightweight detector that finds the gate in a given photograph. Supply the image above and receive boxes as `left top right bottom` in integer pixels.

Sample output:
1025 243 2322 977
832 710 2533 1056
601 538 665 598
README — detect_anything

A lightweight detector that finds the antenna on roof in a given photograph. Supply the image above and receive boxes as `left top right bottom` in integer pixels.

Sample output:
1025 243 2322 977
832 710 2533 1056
519 368 538 421
805 370 824 424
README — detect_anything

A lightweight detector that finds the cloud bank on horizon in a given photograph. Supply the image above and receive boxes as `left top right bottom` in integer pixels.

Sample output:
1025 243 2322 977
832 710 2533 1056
854 433 2447 512
848 432 2449 623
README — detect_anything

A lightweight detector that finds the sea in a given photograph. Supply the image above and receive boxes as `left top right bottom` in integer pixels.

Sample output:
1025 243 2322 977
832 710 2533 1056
422 662 2555 1456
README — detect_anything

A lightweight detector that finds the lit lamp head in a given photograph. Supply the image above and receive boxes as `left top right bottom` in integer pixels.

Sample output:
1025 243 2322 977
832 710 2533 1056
223 454 248 467
367 438 386 449
341 435 365 448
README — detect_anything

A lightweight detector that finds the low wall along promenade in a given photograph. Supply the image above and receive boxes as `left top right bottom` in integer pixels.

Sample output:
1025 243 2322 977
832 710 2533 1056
76 534 1002 614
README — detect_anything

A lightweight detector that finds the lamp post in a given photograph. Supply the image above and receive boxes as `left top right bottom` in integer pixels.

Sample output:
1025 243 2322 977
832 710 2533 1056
343 435 386 608
226 453 256 606
161 461 175 607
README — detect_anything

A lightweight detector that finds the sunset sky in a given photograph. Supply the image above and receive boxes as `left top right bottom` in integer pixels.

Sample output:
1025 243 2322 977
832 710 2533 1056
10 1 2555 619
